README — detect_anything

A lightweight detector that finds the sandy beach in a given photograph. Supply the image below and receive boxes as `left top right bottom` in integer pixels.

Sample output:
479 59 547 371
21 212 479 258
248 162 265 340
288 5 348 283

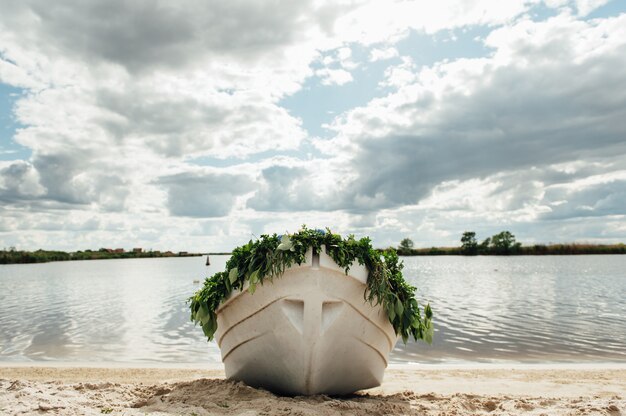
1 363 624 415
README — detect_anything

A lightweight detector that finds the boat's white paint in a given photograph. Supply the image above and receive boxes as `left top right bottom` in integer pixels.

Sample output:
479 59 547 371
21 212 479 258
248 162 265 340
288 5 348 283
215 248 396 395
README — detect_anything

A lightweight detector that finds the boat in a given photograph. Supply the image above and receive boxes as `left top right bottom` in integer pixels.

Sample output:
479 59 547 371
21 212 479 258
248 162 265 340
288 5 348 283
214 247 397 395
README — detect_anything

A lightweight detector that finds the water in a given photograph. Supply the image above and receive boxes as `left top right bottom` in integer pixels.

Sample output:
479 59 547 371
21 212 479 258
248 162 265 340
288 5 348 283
395 255 626 363
0 257 225 364
0 255 624 364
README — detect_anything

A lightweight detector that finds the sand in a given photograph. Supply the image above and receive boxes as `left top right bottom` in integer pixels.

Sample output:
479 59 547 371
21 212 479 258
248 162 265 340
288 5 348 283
1 363 624 415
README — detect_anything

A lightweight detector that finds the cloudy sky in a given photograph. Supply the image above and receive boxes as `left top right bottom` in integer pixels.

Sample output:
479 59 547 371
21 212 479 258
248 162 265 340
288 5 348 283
1 0 625 252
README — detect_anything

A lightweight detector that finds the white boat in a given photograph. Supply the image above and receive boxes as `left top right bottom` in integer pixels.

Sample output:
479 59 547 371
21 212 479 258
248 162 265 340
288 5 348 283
214 247 397 395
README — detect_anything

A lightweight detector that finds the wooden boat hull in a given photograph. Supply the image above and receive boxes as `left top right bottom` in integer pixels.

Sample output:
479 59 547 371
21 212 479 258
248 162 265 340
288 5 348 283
215 249 396 395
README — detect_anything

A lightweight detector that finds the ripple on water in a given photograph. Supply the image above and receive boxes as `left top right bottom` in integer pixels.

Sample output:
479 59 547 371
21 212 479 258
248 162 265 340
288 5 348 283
1 255 626 364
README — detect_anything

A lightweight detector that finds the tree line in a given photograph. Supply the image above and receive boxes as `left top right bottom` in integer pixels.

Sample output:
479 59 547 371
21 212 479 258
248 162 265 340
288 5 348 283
397 232 626 256
460 231 521 255
0 248 202 264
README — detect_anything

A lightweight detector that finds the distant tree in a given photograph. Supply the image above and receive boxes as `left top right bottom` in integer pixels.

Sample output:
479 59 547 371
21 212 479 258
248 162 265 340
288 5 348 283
479 237 491 254
460 231 478 255
491 231 518 255
398 238 414 255
400 238 414 249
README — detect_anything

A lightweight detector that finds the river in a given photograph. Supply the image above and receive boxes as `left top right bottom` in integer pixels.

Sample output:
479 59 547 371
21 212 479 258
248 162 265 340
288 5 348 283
1 255 624 364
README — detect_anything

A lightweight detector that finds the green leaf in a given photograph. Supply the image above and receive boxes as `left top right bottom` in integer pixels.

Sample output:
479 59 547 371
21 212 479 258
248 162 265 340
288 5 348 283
425 303 433 319
248 282 257 294
229 267 238 284
411 316 420 329
395 298 404 317
249 269 260 284
277 235 293 251
424 321 434 344
196 303 210 325
201 315 217 340
388 302 396 322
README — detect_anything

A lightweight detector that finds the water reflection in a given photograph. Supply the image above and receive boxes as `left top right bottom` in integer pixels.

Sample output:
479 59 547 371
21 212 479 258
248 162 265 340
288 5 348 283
0 257 225 363
392 255 626 363
1 255 625 364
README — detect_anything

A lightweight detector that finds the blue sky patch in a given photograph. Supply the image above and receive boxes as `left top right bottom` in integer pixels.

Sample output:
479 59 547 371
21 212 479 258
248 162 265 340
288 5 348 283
584 0 624 19
0 83 31 161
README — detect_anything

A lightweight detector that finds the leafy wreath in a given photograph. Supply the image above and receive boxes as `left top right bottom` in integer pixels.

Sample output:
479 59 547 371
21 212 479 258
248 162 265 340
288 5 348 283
189 227 433 344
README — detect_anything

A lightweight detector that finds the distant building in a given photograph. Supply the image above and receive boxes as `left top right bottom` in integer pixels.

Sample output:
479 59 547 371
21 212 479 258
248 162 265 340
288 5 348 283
179 251 188 256
114 248 124 253
133 248 142 253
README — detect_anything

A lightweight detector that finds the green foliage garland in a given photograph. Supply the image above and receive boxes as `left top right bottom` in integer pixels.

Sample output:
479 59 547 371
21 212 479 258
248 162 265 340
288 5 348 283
189 227 433 344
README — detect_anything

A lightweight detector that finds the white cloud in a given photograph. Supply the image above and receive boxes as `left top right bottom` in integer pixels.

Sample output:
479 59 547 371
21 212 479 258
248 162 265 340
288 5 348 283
330 0 533 45
369 46 399 62
315 46 358 81
1 1 626 249
543 0 569 8
379 56 417 87
0 160 45 200
337 47 352 62
308 13 626 238
0 0 320 239
315 68 354 85
157 170 255 218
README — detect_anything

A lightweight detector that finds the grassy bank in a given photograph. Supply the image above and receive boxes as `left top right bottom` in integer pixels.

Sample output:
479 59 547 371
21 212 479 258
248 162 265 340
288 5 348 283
2 243 625 264
397 243 626 256
0 249 203 264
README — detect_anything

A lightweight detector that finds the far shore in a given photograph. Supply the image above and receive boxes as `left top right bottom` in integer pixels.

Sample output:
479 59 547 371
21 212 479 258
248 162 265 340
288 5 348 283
2 243 625 265
397 243 626 256
0 249 204 265
1 363 624 415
